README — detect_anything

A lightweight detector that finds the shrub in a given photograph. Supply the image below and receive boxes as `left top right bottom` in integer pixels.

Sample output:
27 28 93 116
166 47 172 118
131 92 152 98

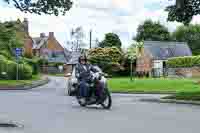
167 56 200 68
18 63 33 79
0 55 7 61
38 58 48 66
0 56 33 80
0 56 8 79
88 47 123 76
0 50 12 59
6 60 17 80
23 57 40 75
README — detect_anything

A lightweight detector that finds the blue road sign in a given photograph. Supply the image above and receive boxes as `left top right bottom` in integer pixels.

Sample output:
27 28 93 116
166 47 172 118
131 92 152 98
15 48 23 57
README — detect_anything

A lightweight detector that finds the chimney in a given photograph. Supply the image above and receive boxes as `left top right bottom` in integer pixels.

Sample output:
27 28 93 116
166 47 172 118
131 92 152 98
40 33 46 38
23 18 29 35
49 32 54 38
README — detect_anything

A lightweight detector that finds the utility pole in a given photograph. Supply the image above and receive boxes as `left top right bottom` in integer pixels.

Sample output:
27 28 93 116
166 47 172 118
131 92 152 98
89 30 92 49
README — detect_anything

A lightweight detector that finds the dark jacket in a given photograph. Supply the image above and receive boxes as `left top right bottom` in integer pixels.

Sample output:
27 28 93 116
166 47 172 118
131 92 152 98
75 63 99 82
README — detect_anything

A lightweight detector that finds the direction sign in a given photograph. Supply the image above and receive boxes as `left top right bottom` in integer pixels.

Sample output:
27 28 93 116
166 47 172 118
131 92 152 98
15 48 23 57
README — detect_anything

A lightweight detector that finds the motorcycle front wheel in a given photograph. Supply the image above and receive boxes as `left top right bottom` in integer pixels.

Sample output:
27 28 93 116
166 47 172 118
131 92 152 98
77 96 87 107
101 88 112 109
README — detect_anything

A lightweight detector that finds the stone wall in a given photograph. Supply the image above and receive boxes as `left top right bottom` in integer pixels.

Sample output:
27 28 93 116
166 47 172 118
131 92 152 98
168 67 200 78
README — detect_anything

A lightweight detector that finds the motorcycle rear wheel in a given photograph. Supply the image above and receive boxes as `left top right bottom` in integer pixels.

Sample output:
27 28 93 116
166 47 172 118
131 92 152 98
101 88 112 109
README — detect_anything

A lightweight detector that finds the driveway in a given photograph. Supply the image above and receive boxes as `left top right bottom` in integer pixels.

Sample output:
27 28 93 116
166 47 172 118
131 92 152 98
0 77 199 133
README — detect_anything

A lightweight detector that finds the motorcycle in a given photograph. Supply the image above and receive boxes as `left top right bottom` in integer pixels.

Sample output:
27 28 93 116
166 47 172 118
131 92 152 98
67 66 112 109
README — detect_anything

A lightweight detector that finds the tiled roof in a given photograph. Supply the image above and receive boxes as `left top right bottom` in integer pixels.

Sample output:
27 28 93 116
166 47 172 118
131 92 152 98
144 41 192 60
32 37 48 49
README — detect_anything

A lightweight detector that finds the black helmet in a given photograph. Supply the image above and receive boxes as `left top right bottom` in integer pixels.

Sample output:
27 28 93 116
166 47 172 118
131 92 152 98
78 54 87 63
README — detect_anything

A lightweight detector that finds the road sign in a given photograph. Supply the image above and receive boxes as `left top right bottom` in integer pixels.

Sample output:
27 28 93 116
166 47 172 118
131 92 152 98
15 48 23 57
15 48 23 80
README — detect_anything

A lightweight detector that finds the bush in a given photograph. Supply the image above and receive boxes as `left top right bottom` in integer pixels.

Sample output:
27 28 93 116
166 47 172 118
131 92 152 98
0 50 12 59
0 56 9 79
6 60 17 80
167 56 200 68
88 47 123 76
0 55 7 61
0 55 33 80
7 62 32 80
38 58 48 66
23 57 40 75
18 63 33 79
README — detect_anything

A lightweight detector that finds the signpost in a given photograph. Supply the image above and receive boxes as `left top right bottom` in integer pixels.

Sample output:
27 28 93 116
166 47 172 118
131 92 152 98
42 48 49 74
15 48 23 80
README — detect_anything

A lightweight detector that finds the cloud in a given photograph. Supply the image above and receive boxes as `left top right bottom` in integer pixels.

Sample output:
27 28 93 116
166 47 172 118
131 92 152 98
0 0 198 49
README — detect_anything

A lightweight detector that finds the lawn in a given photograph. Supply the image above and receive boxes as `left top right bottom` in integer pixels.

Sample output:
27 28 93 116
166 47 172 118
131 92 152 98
108 77 200 94
163 92 200 101
48 73 65 77
0 74 42 87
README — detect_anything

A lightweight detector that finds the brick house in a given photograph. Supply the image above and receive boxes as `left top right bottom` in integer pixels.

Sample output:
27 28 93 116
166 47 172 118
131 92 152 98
32 32 69 65
136 41 192 77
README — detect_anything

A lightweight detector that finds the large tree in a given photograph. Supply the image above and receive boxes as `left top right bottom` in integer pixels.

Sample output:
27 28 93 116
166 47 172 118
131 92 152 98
99 33 122 48
172 24 200 55
3 0 72 16
88 47 123 75
166 0 200 25
134 20 171 42
0 20 24 58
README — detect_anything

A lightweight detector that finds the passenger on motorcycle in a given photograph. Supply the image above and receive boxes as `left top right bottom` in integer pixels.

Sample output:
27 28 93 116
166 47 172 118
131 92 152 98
75 55 103 100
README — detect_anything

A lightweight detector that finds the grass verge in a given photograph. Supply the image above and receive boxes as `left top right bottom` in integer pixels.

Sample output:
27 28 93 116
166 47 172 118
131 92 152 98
108 77 200 94
163 92 200 101
0 74 42 87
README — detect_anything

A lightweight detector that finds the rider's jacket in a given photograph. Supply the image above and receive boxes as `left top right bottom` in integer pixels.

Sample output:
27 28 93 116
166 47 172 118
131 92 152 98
75 63 99 82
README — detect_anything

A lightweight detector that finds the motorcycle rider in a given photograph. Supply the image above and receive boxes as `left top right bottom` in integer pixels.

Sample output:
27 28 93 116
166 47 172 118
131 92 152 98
75 55 103 101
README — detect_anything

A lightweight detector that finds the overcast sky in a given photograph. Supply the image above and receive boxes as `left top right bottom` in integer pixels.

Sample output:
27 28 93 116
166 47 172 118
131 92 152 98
0 0 200 49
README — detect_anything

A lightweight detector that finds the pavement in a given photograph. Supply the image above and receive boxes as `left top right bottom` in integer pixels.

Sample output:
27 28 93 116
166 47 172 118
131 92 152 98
0 77 199 133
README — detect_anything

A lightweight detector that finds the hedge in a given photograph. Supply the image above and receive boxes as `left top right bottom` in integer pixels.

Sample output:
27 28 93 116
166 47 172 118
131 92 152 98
0 55 33 80
88 47 124 76
167 56 200 68
23 57 40 75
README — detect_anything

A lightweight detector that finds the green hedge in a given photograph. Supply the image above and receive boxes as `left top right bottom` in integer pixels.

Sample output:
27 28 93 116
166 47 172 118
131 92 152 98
167 56 200 68
23 57 40 75
88 47 123 76
0 55 33 80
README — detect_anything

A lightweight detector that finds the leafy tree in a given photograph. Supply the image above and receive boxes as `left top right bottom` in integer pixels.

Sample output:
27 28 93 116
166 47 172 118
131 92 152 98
172 24 200 55
166 0 200 25
0 21 24 57
134 20 171 42
99 33 122 48
3 0 72 16
88 47 123 75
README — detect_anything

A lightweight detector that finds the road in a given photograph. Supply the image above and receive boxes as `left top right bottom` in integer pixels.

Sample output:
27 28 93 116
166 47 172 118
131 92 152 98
0 77 199 133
